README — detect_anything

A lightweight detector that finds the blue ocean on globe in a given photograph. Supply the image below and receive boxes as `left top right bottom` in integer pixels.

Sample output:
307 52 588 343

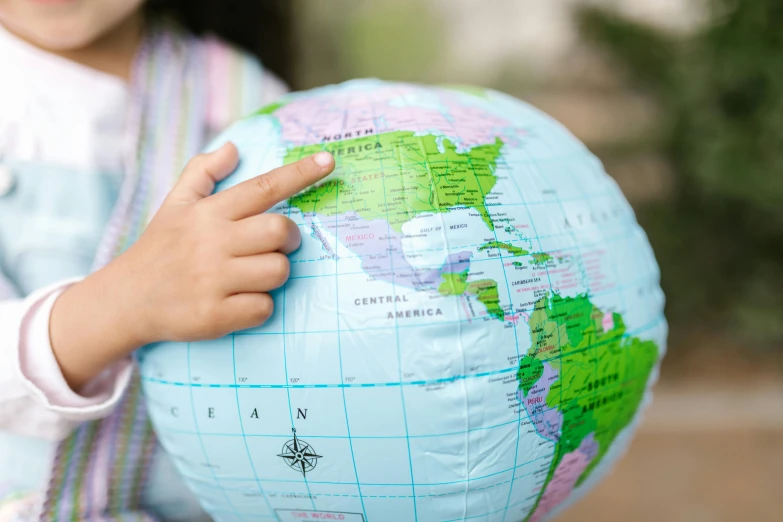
139 79 666 522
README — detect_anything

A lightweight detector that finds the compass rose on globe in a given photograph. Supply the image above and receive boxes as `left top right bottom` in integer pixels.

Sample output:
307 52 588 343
277 429 322 475
138 79 667 522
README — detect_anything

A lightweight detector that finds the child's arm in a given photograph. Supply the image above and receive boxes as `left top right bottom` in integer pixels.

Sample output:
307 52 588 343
50 144 334 391
0 283 132 440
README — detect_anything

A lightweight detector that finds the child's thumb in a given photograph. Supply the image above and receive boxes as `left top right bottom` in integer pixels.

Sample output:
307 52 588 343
166 142 239 205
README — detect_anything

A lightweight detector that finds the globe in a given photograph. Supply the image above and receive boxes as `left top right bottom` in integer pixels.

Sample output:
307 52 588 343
139 79 666 522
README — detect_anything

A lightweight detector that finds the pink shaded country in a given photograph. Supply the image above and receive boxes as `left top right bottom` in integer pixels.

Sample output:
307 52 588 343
529 434 599 522
518 362 563 442
601 312 614 333
311 211 472 290
274 85 513 149
505 312 522 325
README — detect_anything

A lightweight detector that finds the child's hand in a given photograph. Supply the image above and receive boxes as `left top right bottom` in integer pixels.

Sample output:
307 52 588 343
120 143 334 342
49 143 335 391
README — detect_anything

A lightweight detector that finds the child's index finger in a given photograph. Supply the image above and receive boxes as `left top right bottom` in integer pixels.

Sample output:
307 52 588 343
210 151 335 220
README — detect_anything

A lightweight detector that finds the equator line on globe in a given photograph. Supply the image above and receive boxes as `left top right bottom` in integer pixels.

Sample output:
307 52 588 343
139 79 666 522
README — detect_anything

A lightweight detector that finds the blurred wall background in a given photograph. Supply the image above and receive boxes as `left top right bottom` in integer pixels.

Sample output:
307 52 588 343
286 1 782 520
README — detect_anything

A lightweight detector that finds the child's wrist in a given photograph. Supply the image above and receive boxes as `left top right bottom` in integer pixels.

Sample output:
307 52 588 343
49 260 154 391
98 255 160 350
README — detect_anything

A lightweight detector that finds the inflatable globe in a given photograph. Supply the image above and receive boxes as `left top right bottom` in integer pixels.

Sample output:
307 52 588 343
139 79 666 522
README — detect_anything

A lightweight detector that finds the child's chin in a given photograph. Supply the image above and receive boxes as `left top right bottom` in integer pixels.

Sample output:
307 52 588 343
0 10 104 51
19 23 102 50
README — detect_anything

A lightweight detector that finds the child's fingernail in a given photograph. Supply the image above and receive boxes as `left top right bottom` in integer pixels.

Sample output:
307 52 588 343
313 151 334 168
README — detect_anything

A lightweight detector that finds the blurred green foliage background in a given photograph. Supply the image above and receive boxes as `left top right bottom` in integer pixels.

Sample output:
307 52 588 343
580 0 783 350
289 0 782 362
277 4 782 519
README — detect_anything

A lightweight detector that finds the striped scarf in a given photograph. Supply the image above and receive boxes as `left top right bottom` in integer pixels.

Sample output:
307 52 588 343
33 22 265 522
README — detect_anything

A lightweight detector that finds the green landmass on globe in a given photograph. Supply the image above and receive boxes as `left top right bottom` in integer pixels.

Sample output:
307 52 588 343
287 131 503 232
139 79 665 522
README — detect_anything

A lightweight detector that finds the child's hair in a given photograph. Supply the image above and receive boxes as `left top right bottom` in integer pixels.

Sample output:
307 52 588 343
146 0 293 85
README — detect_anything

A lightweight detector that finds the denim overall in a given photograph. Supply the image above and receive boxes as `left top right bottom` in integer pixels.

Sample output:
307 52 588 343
0 162 206 520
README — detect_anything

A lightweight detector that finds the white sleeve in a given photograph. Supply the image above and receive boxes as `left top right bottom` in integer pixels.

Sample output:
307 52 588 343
0 277 132 441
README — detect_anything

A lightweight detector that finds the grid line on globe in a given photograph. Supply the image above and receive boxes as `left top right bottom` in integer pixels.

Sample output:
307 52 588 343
138 80 666 522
